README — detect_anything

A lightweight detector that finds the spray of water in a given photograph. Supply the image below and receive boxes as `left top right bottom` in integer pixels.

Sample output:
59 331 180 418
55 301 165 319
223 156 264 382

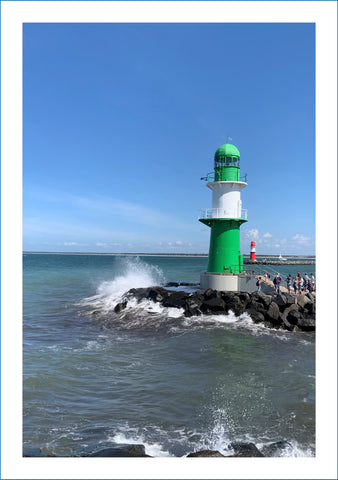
80 257 166 312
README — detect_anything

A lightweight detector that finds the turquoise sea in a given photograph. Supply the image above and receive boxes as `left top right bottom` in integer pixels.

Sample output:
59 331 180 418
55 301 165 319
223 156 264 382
23 253 315 457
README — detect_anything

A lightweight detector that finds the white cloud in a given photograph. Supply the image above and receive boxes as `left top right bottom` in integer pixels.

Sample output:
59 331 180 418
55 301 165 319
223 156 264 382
263 232 273 238
64 242 79 246
244 229 259 241
29 189 190 231
292 234 312 245
96 242 107 247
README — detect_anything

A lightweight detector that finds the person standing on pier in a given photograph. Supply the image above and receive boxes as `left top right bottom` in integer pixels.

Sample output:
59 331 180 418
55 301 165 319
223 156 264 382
273 273 282 294
286 274 292 294
310 273 315 292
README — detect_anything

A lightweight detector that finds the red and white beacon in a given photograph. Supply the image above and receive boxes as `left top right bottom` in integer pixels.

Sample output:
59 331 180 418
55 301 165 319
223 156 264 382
250 240 256 261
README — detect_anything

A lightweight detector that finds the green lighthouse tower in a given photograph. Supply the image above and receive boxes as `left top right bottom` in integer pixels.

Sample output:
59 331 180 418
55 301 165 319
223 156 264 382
199 142 248 291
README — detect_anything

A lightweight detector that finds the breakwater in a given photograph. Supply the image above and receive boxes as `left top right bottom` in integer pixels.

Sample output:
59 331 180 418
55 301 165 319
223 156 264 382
115 286 315 332
244 260 315 265
23 440 294 457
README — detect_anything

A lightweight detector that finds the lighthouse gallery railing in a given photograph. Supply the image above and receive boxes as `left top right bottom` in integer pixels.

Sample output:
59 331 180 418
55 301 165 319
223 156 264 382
198 208 248 220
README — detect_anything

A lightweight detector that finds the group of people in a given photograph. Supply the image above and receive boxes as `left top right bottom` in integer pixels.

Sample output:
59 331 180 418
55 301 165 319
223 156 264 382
287 272 316 295
256 271 316 295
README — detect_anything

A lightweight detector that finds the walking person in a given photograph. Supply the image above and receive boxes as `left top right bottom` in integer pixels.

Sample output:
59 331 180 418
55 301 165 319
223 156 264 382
273 274 277 292
308 279 313 293
311 273 315 292
275 273 282 294
292 277 298 294
256 276 262 292
298 276 304 294
286 274 292 294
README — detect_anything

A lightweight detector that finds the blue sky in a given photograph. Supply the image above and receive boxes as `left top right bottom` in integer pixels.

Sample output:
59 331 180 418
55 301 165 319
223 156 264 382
23 22 315 255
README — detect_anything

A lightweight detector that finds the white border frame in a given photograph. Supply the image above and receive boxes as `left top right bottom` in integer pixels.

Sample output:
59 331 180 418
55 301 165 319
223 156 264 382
1 2 337 479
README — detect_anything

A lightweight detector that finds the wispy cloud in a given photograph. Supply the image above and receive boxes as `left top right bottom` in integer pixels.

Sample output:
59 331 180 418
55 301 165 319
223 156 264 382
243 228 259 241
292 234 313 246
28 189 191 231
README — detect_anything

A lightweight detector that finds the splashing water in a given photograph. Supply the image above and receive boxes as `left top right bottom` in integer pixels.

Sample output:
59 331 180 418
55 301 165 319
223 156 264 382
80 257 166 312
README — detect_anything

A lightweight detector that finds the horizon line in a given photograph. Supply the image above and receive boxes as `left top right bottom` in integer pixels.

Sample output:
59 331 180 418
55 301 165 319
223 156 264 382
23 251 316 258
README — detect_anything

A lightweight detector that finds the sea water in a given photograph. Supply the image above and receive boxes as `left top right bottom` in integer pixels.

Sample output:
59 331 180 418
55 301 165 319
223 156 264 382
23 254 315 457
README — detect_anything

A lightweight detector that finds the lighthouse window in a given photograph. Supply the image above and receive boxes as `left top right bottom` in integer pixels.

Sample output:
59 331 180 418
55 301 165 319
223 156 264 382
226 157 232 165
233 158 239 166
215 156 226 167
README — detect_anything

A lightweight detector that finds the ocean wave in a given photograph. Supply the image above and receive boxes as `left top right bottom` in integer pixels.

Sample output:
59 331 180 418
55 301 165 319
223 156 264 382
78 257 166 313
99 422 315 458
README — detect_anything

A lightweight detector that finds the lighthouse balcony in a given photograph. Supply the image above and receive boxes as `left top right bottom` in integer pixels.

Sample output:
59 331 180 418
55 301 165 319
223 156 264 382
198 208 248 220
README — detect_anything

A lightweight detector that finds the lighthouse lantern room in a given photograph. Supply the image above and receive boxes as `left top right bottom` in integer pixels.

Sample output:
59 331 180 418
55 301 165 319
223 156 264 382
199 142 248 291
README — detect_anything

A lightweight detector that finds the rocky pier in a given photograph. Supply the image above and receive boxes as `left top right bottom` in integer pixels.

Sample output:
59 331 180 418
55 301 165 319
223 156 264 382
23 440 295 457
117 285 315 332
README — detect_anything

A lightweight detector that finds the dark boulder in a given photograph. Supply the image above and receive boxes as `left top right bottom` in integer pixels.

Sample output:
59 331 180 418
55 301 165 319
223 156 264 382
283 293 296 306
222 294 245 316
127 287 151 301
88 444 150 457
187 449 225 457
306 292 315 302
266 302 281 324
304 302 315 315
184 295 203 317
247 298 266 316
296 315 315 331
282 304 300 325
204 288 219 300
281 316 296 331
237 292 251 307
165 282 179 287
245 308 265 324
147 287 168 302
201 296 226 313
273 293 287 308
287 308 303 325
296 294 311 309
254 291 272 308
114 301 127 313
228 442 264 457
260 441 292 457
162 291 187 309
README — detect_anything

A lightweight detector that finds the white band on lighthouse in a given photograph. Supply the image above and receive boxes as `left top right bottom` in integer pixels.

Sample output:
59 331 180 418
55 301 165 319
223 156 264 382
207 181 247 219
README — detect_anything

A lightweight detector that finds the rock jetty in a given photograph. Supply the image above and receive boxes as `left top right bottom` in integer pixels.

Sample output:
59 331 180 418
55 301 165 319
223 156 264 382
23 440 294 457
118 286 315 332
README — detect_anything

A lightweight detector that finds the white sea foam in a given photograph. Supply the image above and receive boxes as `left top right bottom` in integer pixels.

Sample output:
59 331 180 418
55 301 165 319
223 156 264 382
80 257 166 312
107 431 173 457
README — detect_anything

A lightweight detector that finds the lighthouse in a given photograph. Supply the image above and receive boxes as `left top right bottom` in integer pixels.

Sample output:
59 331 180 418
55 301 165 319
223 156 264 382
250 240 256 261
199 142 248 291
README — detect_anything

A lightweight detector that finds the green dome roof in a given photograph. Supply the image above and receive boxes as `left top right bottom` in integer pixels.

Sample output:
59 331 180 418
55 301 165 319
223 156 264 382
214 143 240 159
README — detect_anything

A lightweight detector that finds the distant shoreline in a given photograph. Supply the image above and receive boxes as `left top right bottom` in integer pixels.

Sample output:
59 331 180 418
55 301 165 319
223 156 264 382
23 251 316 259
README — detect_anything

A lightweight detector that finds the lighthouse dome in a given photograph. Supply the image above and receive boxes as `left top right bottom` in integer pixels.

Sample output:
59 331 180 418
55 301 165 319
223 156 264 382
214 143 240 160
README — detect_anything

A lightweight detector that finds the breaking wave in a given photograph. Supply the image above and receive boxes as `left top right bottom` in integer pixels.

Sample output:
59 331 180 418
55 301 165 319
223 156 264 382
79 256 166 313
